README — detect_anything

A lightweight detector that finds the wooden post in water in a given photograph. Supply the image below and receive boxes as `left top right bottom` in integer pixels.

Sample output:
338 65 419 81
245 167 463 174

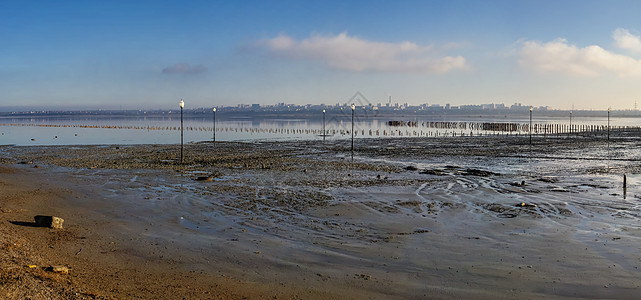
623 174 628 199
529 107 533 146
608 107 610 141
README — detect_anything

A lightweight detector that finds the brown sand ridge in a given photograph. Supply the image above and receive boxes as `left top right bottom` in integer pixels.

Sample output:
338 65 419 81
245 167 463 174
1 137 641 299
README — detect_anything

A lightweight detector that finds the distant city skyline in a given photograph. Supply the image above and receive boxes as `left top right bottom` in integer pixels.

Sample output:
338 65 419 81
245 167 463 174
5 100 639 116
3 1 641 110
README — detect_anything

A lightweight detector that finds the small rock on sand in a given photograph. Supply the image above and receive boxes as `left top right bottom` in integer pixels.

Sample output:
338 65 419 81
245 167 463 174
46 265 70 274
34 215 64 229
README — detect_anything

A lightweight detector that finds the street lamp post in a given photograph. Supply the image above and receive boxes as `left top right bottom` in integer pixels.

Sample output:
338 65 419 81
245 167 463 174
213 107 216 143
179 99 184 164
351 104 355 158
529 106 533 145
322 109 326 143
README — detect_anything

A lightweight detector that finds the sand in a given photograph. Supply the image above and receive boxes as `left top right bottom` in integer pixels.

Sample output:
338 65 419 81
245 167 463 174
1 136 641 299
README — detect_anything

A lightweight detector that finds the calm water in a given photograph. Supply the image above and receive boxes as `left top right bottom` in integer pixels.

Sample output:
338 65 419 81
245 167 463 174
0 114 637 146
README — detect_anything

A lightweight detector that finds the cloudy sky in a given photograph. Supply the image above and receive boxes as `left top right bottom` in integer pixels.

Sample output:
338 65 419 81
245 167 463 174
3 0 641 110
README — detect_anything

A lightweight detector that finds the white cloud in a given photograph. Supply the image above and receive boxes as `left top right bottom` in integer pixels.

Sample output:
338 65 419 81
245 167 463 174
162 64 207 75
519 38 641 77
613 28 641 52
258 32 467 73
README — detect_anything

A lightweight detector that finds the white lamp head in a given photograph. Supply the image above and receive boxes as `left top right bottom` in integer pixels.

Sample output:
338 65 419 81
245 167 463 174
323 109 325 113
213 107 216 112
179 99 184 108
351 104 355 110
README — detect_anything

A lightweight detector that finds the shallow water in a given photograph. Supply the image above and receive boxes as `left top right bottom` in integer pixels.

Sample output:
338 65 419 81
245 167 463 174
0 114 632 146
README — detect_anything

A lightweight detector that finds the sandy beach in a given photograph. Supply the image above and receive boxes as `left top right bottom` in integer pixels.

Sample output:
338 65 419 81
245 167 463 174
1 136 641 299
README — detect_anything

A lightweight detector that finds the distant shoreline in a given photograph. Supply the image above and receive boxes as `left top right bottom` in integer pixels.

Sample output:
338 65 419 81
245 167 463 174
1 107 640 119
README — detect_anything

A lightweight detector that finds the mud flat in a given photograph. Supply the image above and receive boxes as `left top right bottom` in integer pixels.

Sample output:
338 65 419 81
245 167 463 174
1 136 641 299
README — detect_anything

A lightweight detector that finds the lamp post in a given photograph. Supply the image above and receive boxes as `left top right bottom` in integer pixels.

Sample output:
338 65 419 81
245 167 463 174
212 107 216 143
529 106 533 145
351 104 355 158
322 109 326 143
179 99 184 164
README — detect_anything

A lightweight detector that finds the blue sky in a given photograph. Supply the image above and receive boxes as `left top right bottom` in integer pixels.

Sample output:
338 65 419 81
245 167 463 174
3 0 641 110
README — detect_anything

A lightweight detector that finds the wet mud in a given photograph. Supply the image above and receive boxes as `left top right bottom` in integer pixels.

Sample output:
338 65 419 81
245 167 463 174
1 136 641 298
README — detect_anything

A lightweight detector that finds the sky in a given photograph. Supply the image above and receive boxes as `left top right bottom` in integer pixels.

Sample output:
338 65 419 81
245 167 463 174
3 0 641 110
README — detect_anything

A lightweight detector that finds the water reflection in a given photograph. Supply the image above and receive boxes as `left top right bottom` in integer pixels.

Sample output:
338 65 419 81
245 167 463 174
0 114 637 146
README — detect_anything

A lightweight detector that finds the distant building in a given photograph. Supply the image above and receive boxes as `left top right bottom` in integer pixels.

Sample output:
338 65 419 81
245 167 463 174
461 105 482 110
510 103 530 111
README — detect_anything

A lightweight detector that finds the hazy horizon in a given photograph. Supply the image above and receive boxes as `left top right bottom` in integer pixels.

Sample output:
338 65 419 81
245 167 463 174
0 102 635 114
